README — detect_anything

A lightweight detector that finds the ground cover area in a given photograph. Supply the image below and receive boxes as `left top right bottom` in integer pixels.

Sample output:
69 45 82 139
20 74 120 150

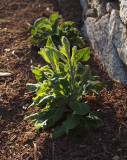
0 0 127 159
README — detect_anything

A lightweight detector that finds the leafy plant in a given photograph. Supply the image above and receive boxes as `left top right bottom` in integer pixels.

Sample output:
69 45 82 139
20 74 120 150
28 12 84 48
25 36 104 139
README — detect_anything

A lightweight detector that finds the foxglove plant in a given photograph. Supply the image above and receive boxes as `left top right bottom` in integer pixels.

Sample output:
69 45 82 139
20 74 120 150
26 36 104 139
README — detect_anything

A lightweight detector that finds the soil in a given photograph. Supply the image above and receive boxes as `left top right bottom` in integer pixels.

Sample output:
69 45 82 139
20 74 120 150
0 0 127 160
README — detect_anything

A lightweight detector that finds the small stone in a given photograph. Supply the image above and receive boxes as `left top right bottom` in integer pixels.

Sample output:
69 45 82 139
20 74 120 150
5 48 11 52
0 72 12 76
24 144 28 147
46 7 50 11
112 155 119 160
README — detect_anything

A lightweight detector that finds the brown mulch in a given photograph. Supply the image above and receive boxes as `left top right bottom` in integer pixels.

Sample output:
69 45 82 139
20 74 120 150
0 0 127 160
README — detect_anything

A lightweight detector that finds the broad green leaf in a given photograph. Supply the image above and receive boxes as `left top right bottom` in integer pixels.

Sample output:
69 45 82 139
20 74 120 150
49 12 61 33
90 111 104 119
27 83 41 91
34 17 49 28
31 65 50 83
60 21 74 31
52 126 65 139
27 36 35 43
83 116 104 130
58 78 70 95
34 106 66 130
36 81 51 95
34 94 55 107
58 62 65 72
75 48 90 64
59 36 70 60
70 102 90 115
25 109 57 129
39 24 52 31
39 48 57 72
71 46 77 66
29 94 55 108
79 65 91 84
73 28 81 35
53 106 66 123
93 81 104 91
49 12 61 24
28 94 46 108
64 64 69 72
31 28 37 35
38 65 53 74
53 51 60 72
38 48 50 63
35 118 54 129
84 81 104 95
46 46 67 63
70 37 84 48
46 36 56 48
77 62 88 74
62 114 80 134
25 109 53 121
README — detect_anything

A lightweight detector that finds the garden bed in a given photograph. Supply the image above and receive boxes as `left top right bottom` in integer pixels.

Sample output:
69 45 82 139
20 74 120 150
0 0 127 159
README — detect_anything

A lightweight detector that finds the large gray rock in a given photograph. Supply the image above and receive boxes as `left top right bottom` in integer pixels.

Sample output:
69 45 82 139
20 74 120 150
80 0 127 85
110 10 127 66
81 10 127 85
80 0 107 20
120 0 127 24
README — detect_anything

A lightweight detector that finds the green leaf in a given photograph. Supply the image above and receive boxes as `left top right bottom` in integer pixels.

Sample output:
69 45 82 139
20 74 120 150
60 21 74 31
31 65 51 84
25 108 60 130
83 117 104 130
27 36 35 43
34 94 56 107
71 46 77 66
49 12 61 24
58 62 65 72
73 28 81 35
31 28 37 35
25 109 53 121
90 111 104 119
64 64 69 72
34 118 53 129
46 46 67 63
52 126 65 139
84 81 104 95
27 83 41 91
39 48 57 72
29 94 55 108
62 114 80 134
34 17 49 28
38 48 50 63
46 36 56 48
75 48 90 64
36 81 51 95
39 24 52 31
49 12 61 33
70 37 84 48
70 102 90 115
59 36 70 60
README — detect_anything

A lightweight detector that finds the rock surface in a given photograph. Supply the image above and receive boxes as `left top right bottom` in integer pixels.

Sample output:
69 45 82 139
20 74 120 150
120 0 127 24
80 0 127 85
